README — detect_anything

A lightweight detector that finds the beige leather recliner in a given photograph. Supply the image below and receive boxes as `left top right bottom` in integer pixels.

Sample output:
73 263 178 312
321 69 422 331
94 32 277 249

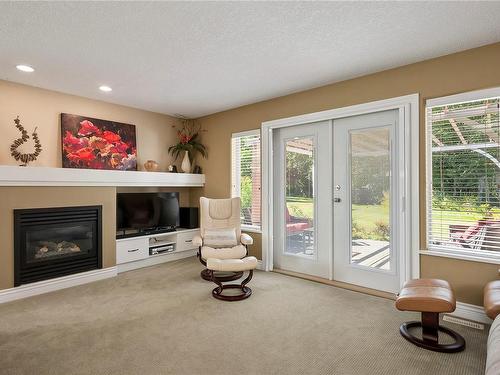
193 197 254 282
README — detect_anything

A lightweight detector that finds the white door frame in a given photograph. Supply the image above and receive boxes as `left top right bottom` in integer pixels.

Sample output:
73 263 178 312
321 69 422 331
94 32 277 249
261 94 420 285
272 121 332 278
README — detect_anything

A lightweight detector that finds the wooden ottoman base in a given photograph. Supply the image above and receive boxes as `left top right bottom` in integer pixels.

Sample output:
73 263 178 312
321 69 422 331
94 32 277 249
400 312 466 353
210 269 253 302
396 279 466 353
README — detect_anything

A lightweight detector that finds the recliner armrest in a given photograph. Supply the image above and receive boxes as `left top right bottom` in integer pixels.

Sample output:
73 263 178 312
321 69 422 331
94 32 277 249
192 235 203 248
240 233 253 246
484 281 500 320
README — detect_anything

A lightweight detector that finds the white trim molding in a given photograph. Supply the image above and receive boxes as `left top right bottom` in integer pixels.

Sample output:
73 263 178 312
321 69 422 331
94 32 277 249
263 94 420 129
448 302 492 325
0 165 205 187
241 226 262 234
0 266 117 304
231 129 261 138
230 129 262 232
261 94 420 288
420 249 500 266
425 86 500 263
256 259 264 271
426 86 500 108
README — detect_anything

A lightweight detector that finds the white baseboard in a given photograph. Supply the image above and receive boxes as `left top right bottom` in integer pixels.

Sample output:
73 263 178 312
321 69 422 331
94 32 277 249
117 249 197 273
447 301 492 325
0 266 117 304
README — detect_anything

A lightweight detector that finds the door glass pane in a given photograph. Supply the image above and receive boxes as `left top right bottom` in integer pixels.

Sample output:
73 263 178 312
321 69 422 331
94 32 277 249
350 128 391 270
284 136 315 256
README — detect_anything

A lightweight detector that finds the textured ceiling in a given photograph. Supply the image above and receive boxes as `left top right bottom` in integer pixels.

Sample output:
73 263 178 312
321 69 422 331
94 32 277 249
1 2 500 118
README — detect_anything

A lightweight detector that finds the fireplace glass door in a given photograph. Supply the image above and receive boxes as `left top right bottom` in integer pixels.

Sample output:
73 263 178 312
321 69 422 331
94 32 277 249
14 206 102 286
24 222 96 264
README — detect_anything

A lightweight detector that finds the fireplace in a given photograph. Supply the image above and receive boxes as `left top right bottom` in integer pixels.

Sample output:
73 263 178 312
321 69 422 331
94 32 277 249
14 206 102 286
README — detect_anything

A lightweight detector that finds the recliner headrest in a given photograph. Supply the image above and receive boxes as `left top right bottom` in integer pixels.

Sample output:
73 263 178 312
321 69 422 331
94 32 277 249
208 199 233 220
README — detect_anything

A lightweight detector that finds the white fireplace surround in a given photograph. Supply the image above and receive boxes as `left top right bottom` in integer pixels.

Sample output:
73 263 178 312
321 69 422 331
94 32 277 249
0 165 205 187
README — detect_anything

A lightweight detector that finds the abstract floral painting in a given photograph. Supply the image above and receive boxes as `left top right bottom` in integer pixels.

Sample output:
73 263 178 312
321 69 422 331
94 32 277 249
61 113 137 170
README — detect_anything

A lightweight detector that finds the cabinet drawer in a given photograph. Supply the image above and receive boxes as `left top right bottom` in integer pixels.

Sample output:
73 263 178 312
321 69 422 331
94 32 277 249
116 237 148 264
176 231 199 252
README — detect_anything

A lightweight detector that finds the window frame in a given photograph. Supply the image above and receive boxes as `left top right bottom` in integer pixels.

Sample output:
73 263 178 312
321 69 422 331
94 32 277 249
426 87 500 263
231 129 262 232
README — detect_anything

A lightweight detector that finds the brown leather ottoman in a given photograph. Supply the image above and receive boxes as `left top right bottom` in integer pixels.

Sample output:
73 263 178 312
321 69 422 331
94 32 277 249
396 279 465 353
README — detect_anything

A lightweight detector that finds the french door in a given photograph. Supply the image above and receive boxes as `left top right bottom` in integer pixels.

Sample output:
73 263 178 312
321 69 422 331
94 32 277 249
272 121 332 278
272 109 403 293
332 110 401 293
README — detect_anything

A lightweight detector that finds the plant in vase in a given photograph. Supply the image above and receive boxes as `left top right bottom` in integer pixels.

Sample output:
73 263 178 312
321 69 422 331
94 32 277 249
168 118 207 173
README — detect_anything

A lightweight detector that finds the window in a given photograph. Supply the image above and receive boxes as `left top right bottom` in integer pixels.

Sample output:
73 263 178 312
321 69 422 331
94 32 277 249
231 130 261 230
427 90 500 258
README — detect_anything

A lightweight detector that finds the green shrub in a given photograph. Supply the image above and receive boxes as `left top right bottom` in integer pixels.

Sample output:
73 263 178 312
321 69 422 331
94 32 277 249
352 219 390 241
240 176 252 209
374 220 390 241
432 194 495 217
352 221 370 240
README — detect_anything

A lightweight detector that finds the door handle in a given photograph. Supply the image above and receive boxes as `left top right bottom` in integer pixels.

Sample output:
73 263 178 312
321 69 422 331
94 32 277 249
334 198 341 203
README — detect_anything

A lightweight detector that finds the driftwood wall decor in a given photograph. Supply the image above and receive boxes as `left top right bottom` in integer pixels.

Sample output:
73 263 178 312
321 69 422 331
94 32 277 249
10 116 42 166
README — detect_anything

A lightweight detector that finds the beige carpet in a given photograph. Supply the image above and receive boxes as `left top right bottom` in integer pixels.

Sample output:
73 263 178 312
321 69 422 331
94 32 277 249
0 257 488 375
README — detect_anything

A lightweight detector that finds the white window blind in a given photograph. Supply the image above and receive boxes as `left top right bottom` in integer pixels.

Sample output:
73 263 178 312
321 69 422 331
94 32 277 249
231 130 261 230
427 94 500 257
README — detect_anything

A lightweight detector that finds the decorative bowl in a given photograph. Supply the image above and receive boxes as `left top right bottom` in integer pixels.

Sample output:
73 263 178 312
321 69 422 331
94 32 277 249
144 160 159 172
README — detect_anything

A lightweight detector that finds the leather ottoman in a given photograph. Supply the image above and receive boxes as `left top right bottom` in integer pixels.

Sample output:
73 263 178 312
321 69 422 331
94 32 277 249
396 279 465 353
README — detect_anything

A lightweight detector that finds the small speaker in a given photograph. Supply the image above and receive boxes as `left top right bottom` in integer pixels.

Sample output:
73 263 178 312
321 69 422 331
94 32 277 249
180 207 199 229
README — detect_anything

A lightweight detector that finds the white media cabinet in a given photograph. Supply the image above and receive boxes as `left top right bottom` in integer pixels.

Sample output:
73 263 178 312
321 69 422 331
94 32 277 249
116 228 200 273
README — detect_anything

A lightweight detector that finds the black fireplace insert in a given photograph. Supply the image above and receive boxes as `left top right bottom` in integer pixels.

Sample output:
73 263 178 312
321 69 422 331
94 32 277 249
14 206 102 286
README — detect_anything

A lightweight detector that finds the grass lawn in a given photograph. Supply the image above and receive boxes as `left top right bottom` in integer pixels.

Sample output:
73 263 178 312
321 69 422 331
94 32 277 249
352 203 389 231
430 208 500 240
286 196 500 241
286 196 314 219
286 196 388 232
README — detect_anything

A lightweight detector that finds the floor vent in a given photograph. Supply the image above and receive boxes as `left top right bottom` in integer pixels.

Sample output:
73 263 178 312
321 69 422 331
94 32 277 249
443 315 484 330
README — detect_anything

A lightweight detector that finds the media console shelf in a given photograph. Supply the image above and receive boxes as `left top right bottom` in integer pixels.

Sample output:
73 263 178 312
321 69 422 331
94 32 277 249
116 228 200 273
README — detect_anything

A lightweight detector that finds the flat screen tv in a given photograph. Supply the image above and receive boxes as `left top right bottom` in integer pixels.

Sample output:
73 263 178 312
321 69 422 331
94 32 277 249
116 192 179 237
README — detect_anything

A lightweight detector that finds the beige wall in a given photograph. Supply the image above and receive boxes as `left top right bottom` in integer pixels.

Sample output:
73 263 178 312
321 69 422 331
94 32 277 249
194 42 500 304
0 81 197 291
420 255 499 306
117 187 192 207
0 80 179 170
0 187 116 290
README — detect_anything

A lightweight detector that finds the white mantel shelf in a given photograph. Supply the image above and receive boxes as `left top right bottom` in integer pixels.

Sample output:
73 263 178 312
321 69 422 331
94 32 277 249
0 165 205 187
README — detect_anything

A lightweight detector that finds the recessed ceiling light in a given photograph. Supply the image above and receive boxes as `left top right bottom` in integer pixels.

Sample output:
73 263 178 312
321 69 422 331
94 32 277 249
99 85 112 92
16 64 34 73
